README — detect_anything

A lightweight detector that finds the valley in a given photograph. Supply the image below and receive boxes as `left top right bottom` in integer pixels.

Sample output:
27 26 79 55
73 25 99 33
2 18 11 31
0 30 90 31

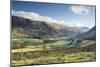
11 16 96 66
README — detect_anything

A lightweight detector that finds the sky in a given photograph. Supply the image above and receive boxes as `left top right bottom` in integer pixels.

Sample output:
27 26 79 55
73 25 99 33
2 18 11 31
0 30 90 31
12 0 96 28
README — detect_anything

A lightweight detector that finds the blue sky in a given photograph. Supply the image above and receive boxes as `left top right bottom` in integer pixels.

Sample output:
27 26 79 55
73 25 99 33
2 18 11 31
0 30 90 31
12 1 96 28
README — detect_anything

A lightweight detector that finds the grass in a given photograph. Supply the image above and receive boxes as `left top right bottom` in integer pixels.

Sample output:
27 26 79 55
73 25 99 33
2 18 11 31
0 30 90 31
78 40 96 48
11 37 96 66
11 51 95 66
12 46 43 53
12 38 44 44
43 39 72 49
12 38 72 53
63 52 95 62
46 37 69 40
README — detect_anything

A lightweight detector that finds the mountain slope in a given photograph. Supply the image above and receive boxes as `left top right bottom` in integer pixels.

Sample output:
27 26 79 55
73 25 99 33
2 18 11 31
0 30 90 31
12 16 89 38
12 16 61 38
76 26 96 40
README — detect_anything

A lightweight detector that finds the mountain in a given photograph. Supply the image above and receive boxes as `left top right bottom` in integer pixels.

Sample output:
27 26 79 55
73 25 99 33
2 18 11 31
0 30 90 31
12 16 61 38
75 27 89 33
48 23 81 37
12 16 89 38
76 26 96 40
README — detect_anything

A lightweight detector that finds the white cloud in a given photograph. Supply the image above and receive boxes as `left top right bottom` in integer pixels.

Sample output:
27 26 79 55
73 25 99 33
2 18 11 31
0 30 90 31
70 6 91 15
67 21 85 27
12 10 85 27
12 10 58 23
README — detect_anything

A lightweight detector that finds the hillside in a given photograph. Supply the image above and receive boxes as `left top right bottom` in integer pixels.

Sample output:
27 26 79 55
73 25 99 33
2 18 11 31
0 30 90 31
12 16 88 38
12 16 60 38
76 26 96 40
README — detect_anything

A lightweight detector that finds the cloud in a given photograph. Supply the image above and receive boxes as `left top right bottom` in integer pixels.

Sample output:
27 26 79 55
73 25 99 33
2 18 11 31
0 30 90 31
70 6 91 15
12 10 85 27
67 21 85 27
12 10 58 23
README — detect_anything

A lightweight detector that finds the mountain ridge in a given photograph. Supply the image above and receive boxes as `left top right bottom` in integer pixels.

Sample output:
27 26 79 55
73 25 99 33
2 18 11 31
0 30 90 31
12 15 90 38
76 26 96 40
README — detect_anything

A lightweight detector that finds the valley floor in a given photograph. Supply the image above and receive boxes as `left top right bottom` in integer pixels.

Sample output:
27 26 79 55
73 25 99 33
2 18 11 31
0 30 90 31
11 38 96 66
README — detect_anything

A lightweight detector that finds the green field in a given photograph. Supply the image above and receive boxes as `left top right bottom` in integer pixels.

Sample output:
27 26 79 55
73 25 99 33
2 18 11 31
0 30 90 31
11 37 96 66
